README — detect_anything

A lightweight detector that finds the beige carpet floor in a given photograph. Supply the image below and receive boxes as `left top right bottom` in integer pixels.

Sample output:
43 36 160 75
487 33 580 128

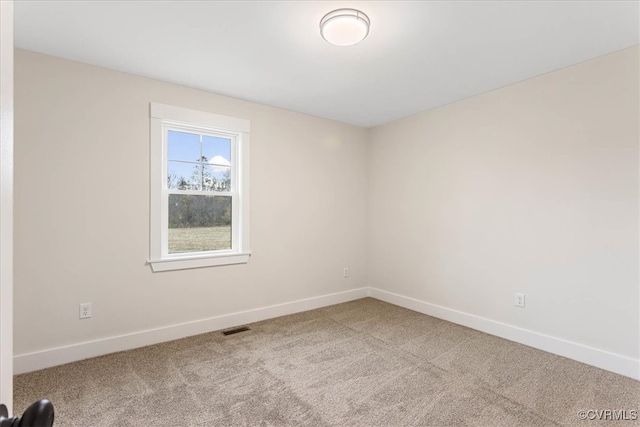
14 298 640 426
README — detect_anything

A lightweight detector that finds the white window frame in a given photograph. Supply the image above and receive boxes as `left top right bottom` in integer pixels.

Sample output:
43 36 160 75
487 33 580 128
149 103 250 272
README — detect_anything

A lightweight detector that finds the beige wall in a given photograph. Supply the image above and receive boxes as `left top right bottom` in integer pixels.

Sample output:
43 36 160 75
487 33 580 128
368 47 639 359
14 49 368 355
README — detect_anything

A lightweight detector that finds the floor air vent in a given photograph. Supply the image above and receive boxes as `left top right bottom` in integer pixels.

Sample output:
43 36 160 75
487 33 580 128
222 326 250 336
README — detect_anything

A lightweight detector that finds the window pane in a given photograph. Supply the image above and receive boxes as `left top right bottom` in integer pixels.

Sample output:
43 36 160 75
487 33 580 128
202 135 231 166
202 136 232 191
168 195 231 253
202 164 231 191
167 130 201 162
168 161 201 190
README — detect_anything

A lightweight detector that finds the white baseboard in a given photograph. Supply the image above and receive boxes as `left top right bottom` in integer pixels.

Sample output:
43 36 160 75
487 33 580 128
369 287 640 381
13 287 369 375
14 286 639 381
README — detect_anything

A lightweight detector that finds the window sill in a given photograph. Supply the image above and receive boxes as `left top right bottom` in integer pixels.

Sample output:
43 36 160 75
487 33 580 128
148 252 251 272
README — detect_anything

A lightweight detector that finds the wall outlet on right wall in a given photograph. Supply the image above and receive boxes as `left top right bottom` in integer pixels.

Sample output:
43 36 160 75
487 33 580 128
515 293 525 308
79 303 92 319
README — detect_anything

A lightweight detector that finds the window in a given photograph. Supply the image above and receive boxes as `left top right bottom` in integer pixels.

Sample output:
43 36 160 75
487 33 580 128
149 103 250 272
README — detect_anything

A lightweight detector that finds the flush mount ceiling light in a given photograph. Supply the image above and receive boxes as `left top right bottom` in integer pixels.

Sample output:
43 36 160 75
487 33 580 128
320 8 370 47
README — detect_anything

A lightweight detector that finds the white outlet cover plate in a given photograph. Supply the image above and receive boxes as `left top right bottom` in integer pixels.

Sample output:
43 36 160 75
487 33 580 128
79 303 92 319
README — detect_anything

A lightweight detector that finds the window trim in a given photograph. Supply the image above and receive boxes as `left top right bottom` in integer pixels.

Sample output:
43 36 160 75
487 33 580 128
148 103 250 272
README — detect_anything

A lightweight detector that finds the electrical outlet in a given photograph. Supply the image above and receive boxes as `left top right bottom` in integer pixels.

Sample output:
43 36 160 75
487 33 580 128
79 303 92 319
343 267 349 278
515 293 525 308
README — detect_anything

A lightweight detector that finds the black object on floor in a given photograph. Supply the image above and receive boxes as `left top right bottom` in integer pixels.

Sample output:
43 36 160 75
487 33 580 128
222 326 250 336
0 399 54 427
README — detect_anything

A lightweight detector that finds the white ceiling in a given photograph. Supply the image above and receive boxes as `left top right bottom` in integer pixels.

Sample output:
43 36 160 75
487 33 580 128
13 1 640 128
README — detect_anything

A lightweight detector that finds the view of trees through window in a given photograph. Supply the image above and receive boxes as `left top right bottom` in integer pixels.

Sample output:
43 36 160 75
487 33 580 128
166 130 233 254
167 156 231 192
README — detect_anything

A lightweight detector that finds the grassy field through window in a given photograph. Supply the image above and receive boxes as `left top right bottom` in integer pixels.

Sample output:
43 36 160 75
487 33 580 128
168 226 231 253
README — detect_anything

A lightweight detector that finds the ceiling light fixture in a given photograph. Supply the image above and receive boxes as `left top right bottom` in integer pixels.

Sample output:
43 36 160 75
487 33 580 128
320 9 370 47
